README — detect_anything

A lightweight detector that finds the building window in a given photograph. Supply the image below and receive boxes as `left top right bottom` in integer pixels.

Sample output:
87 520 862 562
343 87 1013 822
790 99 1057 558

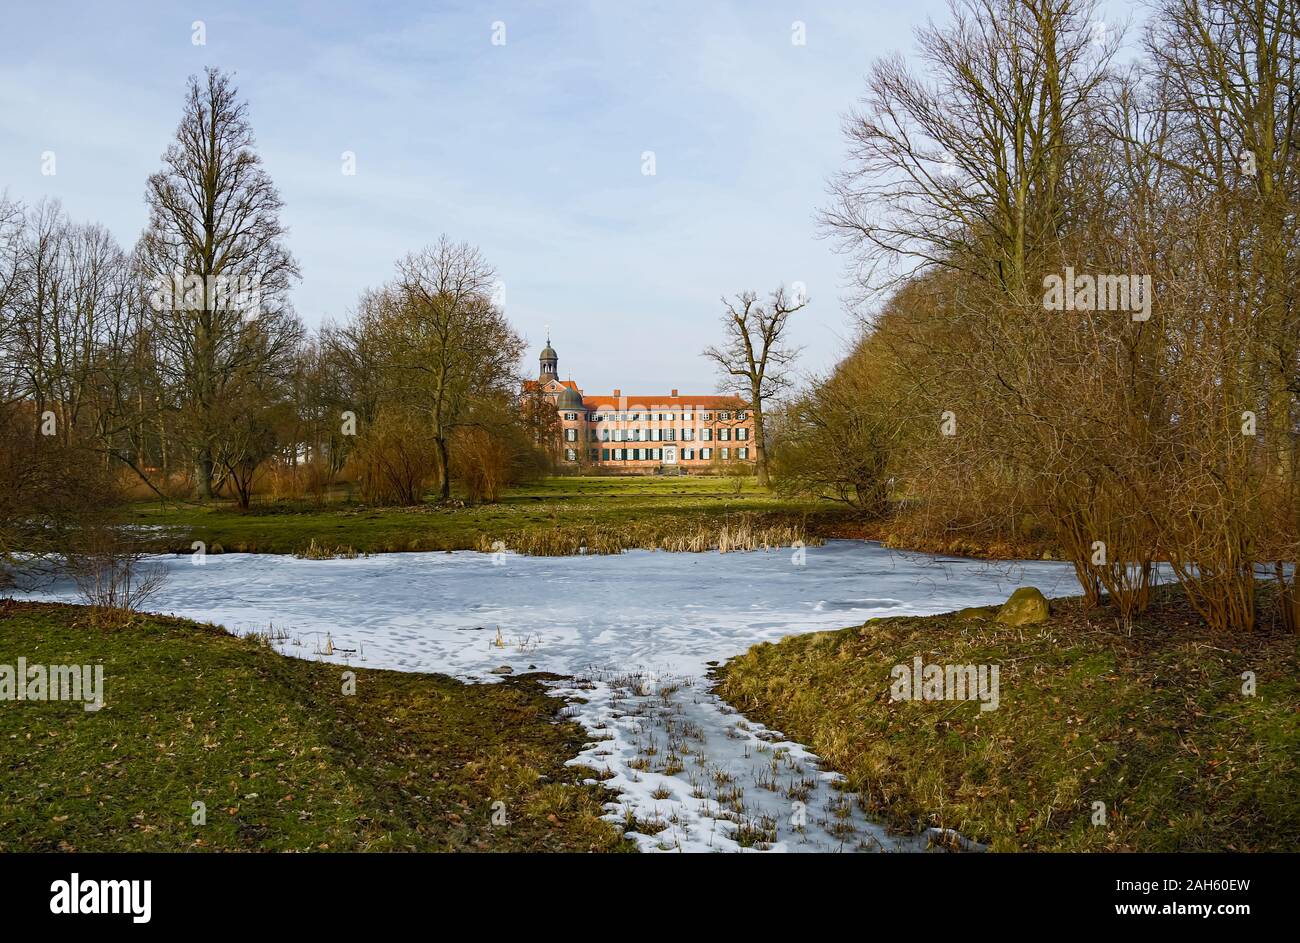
663 428 675 441
682 428 694 441
564 428 577 442
614 449 624 460
602 448 610 461
738 447 748 459
589 448 599 460
719 411 731 420
737 428 748 440
651 429 660 442
721 448 730 459
718 429 731 441
702 448 713 460
565 448 577 461
737 411 747 420
602 429 609 442
702 429 712 441
564 412 577 421
702 412 712 421
684 448 695 460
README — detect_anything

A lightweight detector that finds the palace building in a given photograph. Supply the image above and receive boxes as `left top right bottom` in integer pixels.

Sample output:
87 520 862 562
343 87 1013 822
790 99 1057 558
524 338 755 472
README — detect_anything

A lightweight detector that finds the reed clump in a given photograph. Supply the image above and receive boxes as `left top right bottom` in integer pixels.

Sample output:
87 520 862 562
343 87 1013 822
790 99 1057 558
476 513 820 556
294 538 361 560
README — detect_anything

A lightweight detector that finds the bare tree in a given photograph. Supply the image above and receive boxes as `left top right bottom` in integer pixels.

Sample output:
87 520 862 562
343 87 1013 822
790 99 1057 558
364 237 523 501
702 286 806 488
0 192 25 402
138 68 300 499
822 0 1116 304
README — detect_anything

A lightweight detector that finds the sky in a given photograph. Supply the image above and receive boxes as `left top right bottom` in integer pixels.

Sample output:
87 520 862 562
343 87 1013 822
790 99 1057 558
0 0 1128 395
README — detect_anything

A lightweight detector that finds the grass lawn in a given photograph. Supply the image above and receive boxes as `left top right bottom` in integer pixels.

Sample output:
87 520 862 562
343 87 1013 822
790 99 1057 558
715 589 1300 852
0 600 630 852
129 475 859 556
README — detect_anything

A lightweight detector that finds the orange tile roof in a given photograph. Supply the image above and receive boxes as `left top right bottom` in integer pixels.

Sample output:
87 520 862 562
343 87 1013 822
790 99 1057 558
521 379 746 410
582 394 746 409
522 378 581 392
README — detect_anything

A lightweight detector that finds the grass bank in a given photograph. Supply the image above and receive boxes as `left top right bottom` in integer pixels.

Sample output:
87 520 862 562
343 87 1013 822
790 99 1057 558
129 475 855 556
0 600 630 852
715 589 1300 851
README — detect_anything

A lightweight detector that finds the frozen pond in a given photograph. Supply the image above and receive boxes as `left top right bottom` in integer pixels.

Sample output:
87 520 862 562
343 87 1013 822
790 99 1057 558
10 540 1081 852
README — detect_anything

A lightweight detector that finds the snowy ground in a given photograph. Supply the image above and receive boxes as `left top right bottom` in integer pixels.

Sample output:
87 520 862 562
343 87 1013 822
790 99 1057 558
9 540 1082 852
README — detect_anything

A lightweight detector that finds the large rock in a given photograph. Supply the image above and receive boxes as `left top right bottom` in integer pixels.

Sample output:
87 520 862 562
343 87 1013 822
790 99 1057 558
996 587 1050 625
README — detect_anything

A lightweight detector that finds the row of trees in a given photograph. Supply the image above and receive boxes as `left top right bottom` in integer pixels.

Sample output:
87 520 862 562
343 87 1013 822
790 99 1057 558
772 0 1299 633
0 68 551 570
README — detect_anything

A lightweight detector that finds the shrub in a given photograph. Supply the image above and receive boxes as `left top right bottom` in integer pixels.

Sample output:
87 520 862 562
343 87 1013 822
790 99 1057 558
352 410 439 505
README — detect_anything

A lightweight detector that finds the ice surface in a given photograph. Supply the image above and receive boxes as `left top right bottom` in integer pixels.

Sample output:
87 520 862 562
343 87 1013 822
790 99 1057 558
9 540 1081 852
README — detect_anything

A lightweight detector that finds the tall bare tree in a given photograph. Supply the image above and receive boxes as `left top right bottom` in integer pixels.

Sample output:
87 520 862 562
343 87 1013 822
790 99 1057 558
138 68 300 498
823 0 1116 304
702 286 806 488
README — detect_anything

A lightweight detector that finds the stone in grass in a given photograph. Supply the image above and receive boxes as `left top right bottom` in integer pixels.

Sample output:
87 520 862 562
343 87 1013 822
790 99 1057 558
952 605 1000 621
489 665 514 675
995 587 1050 625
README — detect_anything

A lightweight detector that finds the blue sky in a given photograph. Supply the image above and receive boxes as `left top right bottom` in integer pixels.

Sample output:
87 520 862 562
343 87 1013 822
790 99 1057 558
3 0 1025 393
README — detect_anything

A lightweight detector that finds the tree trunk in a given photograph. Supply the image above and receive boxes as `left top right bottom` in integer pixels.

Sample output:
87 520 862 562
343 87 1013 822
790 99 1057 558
196 448 214 499
435 435 450 501
752 399 770 488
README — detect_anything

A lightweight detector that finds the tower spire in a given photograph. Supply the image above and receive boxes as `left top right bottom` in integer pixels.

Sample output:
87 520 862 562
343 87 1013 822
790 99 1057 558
539 333 558 380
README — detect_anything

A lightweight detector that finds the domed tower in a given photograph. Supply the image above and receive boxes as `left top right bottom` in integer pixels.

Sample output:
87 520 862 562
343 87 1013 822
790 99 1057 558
539 336 558 380
555 376 587 466
556 386 585 412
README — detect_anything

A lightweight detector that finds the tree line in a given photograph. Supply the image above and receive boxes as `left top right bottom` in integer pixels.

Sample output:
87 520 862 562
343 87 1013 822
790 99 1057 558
1 68 552 574
772 0 1299 633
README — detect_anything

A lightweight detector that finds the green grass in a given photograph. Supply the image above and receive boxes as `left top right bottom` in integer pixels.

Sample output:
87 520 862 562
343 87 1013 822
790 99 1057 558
129 475 858 556
715 590 1300 852
0 600 631 852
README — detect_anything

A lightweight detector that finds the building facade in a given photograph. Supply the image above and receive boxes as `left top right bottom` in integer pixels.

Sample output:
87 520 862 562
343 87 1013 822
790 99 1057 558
524 339 755 472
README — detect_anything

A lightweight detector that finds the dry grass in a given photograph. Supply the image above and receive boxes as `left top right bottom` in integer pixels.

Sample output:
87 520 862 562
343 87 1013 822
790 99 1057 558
475 512 820 556
293 538 361 560
715 587 1300 851
0 600 632 853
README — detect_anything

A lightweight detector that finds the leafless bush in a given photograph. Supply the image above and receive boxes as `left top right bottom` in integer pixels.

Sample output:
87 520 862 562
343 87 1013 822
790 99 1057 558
0 404 119 588
66 529 167 622
451 427 514 503
352 410 439 505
